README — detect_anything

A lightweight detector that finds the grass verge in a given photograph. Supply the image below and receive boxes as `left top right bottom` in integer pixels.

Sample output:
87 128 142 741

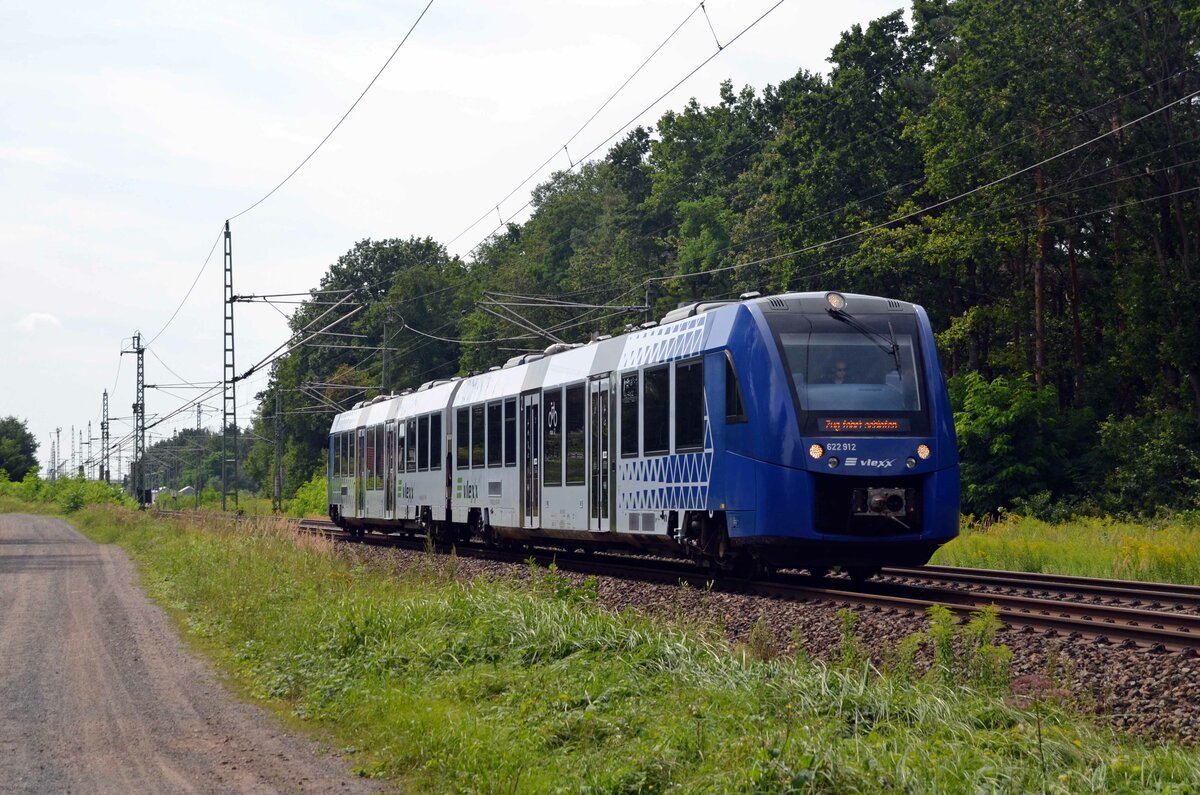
934 513 1200 585
33 504 1200 792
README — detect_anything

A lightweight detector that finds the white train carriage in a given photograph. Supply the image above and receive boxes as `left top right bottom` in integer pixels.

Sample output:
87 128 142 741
329 310 709 553
329 379 456 534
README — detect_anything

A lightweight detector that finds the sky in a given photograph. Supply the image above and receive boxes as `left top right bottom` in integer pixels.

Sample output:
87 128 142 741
1 0 906 480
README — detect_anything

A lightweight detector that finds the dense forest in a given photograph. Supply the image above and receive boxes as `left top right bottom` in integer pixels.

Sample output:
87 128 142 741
154 0 1200 517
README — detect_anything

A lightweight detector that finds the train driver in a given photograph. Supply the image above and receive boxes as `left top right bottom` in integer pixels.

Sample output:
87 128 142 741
831 360 849 384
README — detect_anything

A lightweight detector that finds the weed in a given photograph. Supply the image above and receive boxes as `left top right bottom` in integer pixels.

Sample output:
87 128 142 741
935 512 1200 585
962 605 1011 691
744 619 779 662
927 604 957 685
891 631 926 681
836 608 865 669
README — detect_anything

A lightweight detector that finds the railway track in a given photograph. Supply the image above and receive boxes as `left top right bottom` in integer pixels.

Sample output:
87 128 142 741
287 517 1200 653
156 512 1200 653
883 564 1200 612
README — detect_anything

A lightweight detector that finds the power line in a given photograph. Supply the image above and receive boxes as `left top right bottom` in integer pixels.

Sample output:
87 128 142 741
119 0 1190 461
480 4 1183 288
143 3 433 357
646 84 1200 286
464 0 791 259
446 1 707 247
146 225 225 348
228 0 436 222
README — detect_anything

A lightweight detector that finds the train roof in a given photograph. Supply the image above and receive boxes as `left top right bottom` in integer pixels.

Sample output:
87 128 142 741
329 291 922 430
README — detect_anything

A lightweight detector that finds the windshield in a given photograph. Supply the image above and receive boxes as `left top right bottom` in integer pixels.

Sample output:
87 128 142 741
780 331 921 412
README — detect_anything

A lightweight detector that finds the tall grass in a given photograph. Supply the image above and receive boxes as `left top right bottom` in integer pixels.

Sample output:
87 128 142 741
59 504 1200 793
0 470 134 514
935 513 1200 585
151 473 327 518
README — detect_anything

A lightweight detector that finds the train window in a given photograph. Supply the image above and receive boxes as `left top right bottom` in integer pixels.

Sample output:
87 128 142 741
366 426 377 488
418 415 430 471
456 408 469 470
565 384 585 485
620 372 639 458
777 328 922 412
544 387 562 487
675 359 705 451
385 424 395 483
406 418 418 472
643 366 670 455
430 414 442 470
403 426 409 477
377 425 386 487
487 402 502 467
471 405 485 468
503 398 517 467
725 352 746 422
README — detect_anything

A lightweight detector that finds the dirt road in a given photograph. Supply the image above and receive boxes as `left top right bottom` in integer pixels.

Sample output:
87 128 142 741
0 513 376 794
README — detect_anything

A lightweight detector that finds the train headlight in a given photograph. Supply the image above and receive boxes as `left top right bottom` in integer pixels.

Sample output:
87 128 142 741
825 291 847 312
906 457 917 469
917 444 931 460
828 457 839 468
809 443 825 459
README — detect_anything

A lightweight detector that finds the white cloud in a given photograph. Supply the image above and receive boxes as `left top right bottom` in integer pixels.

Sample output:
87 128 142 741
15 313 61 332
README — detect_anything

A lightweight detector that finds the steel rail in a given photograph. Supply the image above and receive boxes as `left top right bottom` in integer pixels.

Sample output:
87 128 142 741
291 519 1200 653
155 514 1200 653
884 564 1200 609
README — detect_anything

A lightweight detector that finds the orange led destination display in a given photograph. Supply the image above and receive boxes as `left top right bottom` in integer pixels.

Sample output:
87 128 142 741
820 418 909 433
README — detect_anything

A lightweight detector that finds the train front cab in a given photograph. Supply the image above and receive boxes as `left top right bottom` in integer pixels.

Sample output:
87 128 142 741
328 410 359 528
714 294 959 572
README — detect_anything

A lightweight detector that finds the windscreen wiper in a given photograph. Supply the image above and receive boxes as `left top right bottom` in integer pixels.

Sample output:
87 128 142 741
828 309 901 375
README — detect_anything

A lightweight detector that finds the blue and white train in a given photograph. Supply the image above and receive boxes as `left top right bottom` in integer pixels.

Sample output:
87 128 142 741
327 291 959 578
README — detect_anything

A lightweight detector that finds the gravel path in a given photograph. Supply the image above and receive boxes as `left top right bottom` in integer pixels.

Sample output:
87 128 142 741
0 514 375 795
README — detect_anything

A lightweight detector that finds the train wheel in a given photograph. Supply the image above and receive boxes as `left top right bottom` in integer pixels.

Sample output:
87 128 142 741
698 514 730 561
430 521 455 553
481 524 498 548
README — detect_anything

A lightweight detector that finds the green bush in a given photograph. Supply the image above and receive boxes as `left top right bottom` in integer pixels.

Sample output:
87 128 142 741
949 372 1068 515
1091 411 1200 515
0 471 133 512
288 472 328 518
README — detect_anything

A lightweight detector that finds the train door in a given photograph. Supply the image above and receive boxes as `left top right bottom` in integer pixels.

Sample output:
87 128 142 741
355 427 366 518
384 420 396 520
589 376 611 532
520 391 540 529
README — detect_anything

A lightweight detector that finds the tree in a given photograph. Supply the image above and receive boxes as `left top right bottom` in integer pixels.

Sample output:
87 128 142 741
0 417 39 481
227 1 1200 516
950 373 1067 514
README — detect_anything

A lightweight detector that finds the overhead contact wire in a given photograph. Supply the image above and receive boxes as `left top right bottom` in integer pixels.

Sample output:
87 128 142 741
229 0 436 222
446 1 705 248
468 0 791 255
